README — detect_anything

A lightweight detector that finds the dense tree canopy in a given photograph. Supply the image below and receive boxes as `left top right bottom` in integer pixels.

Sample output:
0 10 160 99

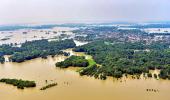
74 39 170 79
56 56 89 68
0 78 36 89
0 39 76 63
0 55 5 63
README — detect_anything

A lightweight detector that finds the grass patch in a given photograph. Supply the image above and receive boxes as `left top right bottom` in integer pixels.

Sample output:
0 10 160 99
87 58 96 67
77 56 97 72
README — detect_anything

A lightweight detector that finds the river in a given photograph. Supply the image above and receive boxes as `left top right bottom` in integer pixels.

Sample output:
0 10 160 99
0 49 170 100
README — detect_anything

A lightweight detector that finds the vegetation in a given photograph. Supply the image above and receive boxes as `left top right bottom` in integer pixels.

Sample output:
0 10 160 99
1 38 10 41
78 57 99 77
56 56 89 68
159 66 170 79
0 25 57 31
73 26 118 42
154 74 158 79
79 64 98 76
126 24 170 28
0 55 5 63
147 73 152 78
40 83 57 90
0 78 36 89
0 39 76 63
73 39 170 79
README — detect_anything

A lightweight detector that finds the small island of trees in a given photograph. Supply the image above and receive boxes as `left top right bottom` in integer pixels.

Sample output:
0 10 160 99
40 83 58 90
56 56 89 68
0 78 36 89
0 55 5 63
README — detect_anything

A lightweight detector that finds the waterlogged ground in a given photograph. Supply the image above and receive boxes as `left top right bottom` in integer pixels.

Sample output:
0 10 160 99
144 28 170 33
0 49 170 100
0 27 76 45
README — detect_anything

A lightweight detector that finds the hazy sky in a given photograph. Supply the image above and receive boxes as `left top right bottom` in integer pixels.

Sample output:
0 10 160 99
0 0 169 25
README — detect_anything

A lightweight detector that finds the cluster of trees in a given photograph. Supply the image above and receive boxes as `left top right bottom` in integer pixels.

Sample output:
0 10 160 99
40 83 57 90
0 78 36 89
74 39 170 79
0 56 5 63
56 56 89 68
118 29 148 35
0 39 76 63
79 64 98 76
159 65 170 79
0 44 20 55
74 36 95 42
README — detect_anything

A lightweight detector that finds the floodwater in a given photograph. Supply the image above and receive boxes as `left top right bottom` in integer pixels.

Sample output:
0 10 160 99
0 27 76 45
144 28 170 33
0 49 170 100
0 27 170 100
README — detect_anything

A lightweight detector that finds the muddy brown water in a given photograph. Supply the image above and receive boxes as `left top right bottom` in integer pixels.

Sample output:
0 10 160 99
0 49 170 100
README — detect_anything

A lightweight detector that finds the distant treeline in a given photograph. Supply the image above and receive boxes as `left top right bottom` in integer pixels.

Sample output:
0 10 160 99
0 25 57 31
124 24 170 28
149 33 170 36
0 24 90 31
